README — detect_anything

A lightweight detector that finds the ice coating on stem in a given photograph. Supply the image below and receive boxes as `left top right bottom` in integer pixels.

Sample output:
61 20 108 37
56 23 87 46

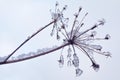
0 45 58 62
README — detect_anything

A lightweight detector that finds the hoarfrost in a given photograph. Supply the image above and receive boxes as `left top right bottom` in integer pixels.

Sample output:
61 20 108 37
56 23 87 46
7 45 58 61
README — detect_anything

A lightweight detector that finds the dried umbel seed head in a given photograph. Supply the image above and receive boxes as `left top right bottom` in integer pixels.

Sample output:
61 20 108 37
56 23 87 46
0 2 111 78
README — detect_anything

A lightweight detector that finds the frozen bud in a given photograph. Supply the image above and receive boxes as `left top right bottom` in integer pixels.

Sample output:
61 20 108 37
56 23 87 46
57 34 60 40
78 7 82 12
74 13 78 18
98 18 105 25
67 47 72 58
76 68 83 76
51 13 59 20
55 1 59 6
90 31 97 37
61 25 65 29
92 62 100 72
63 5 67 10
105 34 111 40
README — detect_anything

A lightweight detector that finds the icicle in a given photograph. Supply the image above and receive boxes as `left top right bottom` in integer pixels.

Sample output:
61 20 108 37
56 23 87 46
57 34 60 40
75 68 83 76
67 59 72 66
58 55 64 67
67 47 72 58
72 54 79 67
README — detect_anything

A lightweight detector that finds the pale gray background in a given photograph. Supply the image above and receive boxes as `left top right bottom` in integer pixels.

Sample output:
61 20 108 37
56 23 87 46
0 0 119 80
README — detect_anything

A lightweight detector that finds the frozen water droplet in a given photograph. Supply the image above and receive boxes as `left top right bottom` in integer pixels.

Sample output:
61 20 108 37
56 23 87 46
67 47 72 58
58 55 64 68
68 47 72 54
76 68 83 76
72 54 79 67
57 34 60 40
67 59 72 66
92 62 100 72
98 18 105 25
73 53 79 60
90 31 97 37
55 1 59 6
105 34 111 40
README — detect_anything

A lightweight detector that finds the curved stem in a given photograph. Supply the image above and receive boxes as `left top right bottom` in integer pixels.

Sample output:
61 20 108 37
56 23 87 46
3 20 56 63
0 43 70 65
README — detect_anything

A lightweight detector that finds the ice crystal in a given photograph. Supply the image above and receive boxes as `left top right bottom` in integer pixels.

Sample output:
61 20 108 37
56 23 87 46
67 47 72 58
76 68 83 76
72 54 79 67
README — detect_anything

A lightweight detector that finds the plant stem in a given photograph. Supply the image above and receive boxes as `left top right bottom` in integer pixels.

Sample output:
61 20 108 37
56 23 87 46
0 43 69 65
3 20 56 63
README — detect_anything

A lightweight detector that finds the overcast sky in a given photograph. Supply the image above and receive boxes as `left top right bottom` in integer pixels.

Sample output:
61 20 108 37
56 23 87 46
0 0 120 80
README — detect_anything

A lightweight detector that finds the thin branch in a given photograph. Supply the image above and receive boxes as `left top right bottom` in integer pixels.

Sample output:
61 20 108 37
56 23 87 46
0 43 70 65
3 20 56 63
74 43 94 63
70 7 82 39
75 24 98 39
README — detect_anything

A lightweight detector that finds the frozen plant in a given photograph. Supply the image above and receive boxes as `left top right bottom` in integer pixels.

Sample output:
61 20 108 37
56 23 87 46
0 2 111 77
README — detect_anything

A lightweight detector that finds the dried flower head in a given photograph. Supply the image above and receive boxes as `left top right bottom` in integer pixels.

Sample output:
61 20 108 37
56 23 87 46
0 2 111 77
50 2 111 76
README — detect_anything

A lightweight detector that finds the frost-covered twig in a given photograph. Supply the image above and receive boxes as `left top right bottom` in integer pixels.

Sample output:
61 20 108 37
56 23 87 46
2 20 56 63
0 43 69 65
